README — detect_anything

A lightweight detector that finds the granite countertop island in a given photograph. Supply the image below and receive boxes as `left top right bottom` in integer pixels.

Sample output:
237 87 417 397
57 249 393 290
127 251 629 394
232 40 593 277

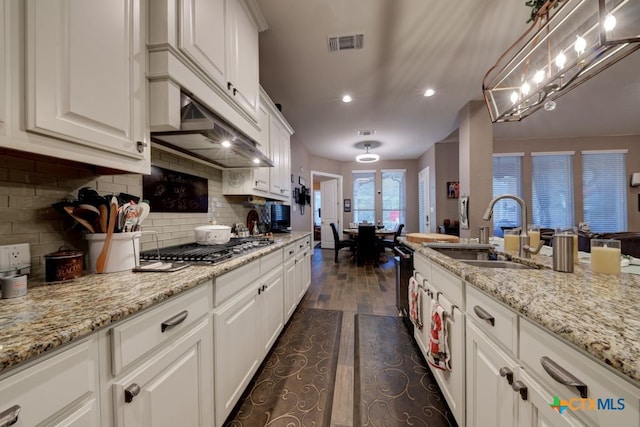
0 232 310 376
400 238 640 386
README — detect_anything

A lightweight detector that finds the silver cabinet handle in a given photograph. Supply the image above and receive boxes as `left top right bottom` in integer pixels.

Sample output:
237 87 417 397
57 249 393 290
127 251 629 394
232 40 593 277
136 141 147 153
499 367 513 385
125 383 141 403
473 305 495 326
161 310 188 333
540 356 588 398
512 380 528 401
0 404 20 427
289 249 295 255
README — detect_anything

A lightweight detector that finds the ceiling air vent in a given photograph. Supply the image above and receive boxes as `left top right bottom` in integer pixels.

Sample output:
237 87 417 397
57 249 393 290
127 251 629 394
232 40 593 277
328 33 364 52
357 130 376 136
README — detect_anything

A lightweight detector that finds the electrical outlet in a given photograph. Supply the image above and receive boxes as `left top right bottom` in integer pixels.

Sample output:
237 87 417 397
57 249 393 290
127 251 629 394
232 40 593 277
0 243 31 271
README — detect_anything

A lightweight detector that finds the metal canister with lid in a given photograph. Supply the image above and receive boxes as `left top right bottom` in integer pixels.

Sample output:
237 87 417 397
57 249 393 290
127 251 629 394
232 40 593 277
552 233 574 273
45 247 84 282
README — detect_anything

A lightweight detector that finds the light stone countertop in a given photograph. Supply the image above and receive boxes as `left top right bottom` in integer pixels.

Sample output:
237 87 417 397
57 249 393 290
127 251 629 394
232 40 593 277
400 238 640 386
0 232 310 375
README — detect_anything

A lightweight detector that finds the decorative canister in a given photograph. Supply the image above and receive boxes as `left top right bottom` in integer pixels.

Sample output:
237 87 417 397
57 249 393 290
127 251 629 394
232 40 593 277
45 247 84 282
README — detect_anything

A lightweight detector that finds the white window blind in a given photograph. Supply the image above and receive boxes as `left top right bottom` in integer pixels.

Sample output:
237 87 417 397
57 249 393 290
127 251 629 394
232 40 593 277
381 170 406 229
582 151 627 232
531 153 574 229
352 171 375 224
492 155 523 237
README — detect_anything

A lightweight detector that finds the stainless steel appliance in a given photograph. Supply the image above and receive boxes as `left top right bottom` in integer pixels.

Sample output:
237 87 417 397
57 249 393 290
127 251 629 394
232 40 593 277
394 245 414 332
139 237 275 265
150 94 274 169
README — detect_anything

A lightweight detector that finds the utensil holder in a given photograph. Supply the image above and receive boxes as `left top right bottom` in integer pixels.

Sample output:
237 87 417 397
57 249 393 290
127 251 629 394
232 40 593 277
553 234 574 273
86 232 141 273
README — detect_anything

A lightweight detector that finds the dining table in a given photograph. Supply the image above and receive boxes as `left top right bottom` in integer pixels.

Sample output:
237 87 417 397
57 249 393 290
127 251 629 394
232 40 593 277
342 227 397 238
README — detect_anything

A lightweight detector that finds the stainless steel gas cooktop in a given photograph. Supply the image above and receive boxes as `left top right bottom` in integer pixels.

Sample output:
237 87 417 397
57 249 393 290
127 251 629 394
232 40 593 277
139 237 276 265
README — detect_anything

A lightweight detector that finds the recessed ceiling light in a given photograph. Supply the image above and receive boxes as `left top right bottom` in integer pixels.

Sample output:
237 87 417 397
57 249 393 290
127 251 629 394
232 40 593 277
424 89 435 97
342 94 352 103
221 140 231 148
253 158 260 164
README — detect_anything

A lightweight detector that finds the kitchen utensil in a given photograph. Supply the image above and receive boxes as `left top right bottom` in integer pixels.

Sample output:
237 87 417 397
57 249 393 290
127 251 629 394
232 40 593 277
246 209 259 229
123 204 140 232
135 202 150 230
194 224 231 245
98 204 108 233
117 202 131 233
63 205 96 233
95 197 118 273
44 247 83 282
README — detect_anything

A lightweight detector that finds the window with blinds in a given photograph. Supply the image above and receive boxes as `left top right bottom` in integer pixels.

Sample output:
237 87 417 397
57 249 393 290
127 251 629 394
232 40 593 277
531 153 574 229
381 169 406 229
492 154 523 237
352 171 375 224
582 150 627 233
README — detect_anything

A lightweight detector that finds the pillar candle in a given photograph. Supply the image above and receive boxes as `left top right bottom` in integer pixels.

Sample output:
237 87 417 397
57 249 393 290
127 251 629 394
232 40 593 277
504 234 519 252
528 230 540 249
591 246 621 274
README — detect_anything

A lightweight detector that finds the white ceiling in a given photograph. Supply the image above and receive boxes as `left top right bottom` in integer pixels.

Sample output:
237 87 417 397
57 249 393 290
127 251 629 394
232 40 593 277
257 0 640 162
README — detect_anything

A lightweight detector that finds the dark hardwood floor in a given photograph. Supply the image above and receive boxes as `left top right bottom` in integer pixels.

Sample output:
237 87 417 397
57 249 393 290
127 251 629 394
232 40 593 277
299 245 398 427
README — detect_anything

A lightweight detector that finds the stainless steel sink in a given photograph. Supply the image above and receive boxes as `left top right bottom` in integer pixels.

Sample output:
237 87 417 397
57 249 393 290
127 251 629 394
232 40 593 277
461 259 533 270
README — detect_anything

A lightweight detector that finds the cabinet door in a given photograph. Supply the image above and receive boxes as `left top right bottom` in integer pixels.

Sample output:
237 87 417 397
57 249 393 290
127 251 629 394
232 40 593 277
284 256 297 322
516 370 585 427
226 0 259 118
302 248 311 293
214 286 260 426
259 266 284 357
25 0 148 168
466 320 518 427
269 116 284 195
179 0 226 86
114 317 214 427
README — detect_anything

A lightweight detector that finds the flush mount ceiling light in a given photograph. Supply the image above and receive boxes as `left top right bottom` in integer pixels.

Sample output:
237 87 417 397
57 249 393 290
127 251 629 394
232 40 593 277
355 143 380 163
424 88 436 97
342 94 353 103
483 0 640 123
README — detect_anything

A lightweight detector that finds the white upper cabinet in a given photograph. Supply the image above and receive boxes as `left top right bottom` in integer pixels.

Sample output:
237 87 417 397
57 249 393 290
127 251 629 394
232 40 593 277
225 0 260 118
149 0 265 141
22 0 149 174
178 0 227 87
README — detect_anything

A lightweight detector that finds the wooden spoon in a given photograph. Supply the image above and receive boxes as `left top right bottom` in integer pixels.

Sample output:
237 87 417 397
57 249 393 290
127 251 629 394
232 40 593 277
98 204 108 233
95 197 118 273
64 205 95 233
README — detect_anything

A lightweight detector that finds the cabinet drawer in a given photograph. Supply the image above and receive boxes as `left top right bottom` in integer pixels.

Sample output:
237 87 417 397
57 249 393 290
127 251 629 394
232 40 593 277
214 259 260 306
297 236 310 251
0 337 98 427
520 319 640 427
466 285 518 355
284 243 297 259
111 285 212 376
432 262 463 306
261 249 282 274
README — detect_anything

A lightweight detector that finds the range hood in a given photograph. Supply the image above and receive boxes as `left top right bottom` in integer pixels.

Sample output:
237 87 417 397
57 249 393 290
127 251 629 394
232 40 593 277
151 94 273 169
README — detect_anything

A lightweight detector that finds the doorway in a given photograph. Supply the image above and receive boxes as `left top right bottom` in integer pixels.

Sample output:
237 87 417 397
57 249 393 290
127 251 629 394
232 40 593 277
310 171 343 249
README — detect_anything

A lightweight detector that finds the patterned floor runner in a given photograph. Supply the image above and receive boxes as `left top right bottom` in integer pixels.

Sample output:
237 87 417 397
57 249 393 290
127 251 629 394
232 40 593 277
225 308 343 426
354 314 458 427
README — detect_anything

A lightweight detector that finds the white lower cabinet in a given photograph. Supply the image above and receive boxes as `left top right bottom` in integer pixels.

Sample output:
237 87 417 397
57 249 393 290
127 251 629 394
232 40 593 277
0 337 100 427
259 264 285 358
112 317 214 427
413 253 465 426
295 237 311 301
283 243 298 322
466 319 519 427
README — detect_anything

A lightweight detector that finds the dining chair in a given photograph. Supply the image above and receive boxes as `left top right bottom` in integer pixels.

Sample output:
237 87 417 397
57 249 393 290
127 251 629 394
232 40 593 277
356 224 378 266
330 222 356 262
379 223 405 251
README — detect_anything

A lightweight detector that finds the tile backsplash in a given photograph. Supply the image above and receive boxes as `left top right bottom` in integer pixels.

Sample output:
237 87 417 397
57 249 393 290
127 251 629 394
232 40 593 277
0 147 255 281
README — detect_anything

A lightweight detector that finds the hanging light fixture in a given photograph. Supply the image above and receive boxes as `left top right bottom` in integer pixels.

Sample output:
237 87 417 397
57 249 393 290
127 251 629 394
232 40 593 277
355 143 380 163
483 0 640 123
